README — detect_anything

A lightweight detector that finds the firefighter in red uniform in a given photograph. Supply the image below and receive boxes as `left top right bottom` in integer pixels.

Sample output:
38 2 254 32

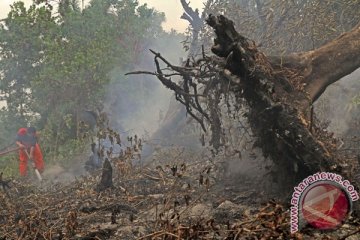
15 127 45 176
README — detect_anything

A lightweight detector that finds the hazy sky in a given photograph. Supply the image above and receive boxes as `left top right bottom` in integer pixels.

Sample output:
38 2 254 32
0 0 206 32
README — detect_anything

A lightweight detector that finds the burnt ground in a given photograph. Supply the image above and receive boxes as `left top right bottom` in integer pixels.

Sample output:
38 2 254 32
0 148 360 240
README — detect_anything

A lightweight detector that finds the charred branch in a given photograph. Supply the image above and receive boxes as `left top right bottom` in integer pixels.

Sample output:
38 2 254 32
180 0 203 31
127 49 217 133
180 0 205 57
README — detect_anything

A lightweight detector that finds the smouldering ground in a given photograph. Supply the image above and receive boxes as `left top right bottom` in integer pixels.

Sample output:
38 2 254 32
0 153 359 239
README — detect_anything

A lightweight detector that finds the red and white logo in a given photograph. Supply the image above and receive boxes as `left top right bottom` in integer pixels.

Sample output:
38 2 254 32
300 182 350 230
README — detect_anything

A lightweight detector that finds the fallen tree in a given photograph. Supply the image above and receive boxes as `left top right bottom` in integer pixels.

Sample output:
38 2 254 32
128 15 360 196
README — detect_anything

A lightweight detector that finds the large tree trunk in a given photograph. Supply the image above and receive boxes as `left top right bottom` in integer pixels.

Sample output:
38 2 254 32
205 15 360 182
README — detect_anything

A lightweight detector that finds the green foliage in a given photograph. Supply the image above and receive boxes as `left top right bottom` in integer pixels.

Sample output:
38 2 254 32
0 154 19 178
0 2 55 122
46 138 88 169
0 0 172 176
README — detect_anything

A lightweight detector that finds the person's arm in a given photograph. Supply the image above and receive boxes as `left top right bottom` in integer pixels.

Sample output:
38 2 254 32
16 141 26 149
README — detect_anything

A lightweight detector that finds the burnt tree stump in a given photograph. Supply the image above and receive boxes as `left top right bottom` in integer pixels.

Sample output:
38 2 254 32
96 158 113 192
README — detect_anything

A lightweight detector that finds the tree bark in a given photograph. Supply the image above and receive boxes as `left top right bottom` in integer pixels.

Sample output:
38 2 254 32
270 23 360 106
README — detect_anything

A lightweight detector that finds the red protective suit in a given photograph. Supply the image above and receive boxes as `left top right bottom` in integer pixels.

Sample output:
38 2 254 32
16 128 45 176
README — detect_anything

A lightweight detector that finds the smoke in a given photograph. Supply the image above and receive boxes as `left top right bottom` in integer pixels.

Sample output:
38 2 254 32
314 67 360 137
104 32 186 137
38 32 188 182
42 165 77 183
